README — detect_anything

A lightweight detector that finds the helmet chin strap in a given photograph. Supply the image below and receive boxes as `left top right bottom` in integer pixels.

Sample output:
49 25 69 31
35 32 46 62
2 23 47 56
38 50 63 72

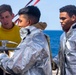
14 0 40 24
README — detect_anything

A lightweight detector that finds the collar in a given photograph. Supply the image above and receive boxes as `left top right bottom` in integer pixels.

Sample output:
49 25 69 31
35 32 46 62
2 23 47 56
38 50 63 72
20 26 40 40
65 23 76 38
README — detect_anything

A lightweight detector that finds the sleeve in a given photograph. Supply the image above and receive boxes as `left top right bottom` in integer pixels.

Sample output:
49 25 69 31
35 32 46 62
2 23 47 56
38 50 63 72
0 53 10 73
0 33 49 74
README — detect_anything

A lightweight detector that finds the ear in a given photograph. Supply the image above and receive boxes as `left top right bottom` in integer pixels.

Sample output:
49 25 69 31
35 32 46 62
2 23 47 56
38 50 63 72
71 15 76 21
28 20 32 25
12 13 15 19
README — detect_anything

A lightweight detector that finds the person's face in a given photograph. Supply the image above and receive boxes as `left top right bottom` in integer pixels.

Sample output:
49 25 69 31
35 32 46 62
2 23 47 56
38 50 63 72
0 11 14 29
18 14 30 28
59 12 76 32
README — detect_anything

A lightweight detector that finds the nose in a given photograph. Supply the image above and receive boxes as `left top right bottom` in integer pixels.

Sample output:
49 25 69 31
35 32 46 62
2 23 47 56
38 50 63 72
60 19 64 25
60 19 63 23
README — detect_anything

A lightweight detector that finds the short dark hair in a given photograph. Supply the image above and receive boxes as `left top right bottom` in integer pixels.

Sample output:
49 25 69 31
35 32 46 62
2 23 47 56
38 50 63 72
18 5 41 24
0 4 13 15
59 5 76 17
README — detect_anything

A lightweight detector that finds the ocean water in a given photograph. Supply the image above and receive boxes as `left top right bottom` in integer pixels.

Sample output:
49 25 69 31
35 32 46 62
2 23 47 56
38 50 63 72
44 30 63 58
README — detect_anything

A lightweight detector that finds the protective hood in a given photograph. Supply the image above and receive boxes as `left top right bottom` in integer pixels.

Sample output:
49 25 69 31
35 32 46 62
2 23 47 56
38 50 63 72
33 22 47 30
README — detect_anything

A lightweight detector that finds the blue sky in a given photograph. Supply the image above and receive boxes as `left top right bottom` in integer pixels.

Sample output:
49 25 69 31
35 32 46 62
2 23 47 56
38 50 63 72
0 0 76 30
